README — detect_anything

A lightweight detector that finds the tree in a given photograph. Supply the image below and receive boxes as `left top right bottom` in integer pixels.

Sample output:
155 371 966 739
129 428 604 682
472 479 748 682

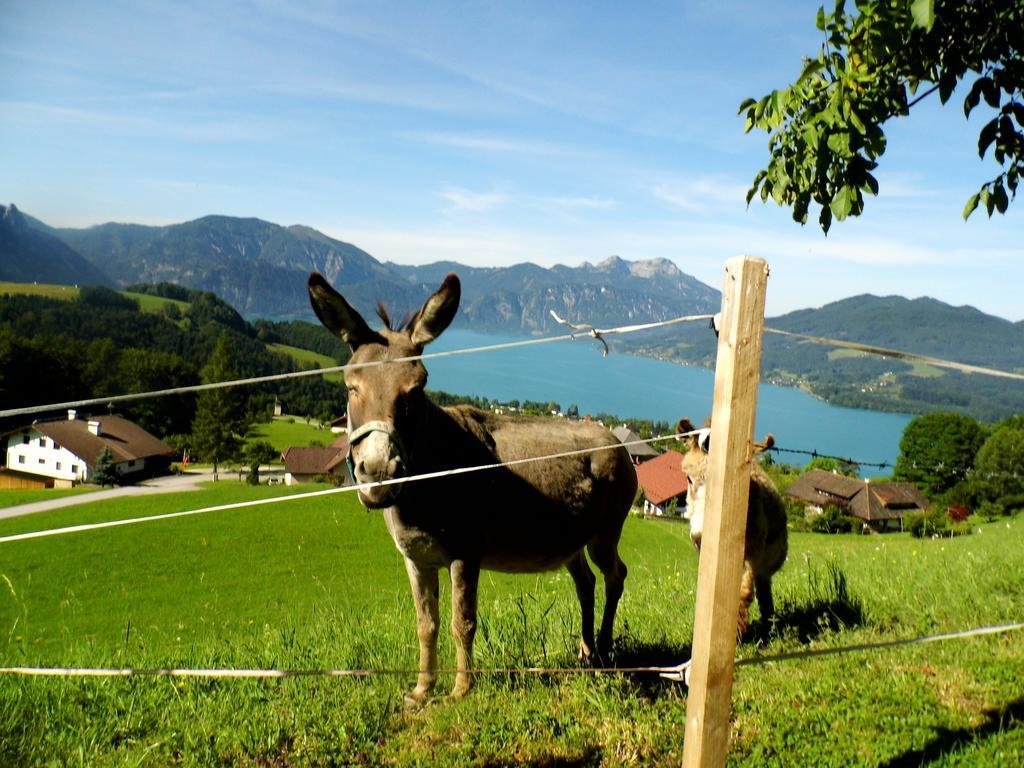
92 446 118 487
969 425 1024 511
244 440 279 485
191 333 249 479
741 0 1023 232
894 412 986 497
804 456 859 476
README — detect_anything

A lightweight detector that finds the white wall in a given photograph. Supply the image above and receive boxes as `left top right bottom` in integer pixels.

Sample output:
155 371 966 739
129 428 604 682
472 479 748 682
5 428 89 483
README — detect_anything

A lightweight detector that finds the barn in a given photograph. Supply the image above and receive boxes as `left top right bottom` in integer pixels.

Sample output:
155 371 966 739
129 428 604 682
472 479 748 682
0 410 172 488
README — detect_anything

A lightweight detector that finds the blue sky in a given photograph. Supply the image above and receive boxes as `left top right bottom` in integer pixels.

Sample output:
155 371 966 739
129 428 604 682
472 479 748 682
2 0 1021 320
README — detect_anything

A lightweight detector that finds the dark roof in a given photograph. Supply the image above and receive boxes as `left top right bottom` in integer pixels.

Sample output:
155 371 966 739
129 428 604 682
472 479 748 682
786 469 929 522
786 469 864 503
283 445 346 475
635 450 687 505
612 426 659 460
32 415 171 468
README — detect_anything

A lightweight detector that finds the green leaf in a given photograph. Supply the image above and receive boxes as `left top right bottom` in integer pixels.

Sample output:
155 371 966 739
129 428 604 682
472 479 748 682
978 118 999 158
864 171 879 196
910 0 935 32
993 182 1009 214
962 192 980 220
848 109 866 134
737 97 757 114
830 185 853 220
964 77 988 117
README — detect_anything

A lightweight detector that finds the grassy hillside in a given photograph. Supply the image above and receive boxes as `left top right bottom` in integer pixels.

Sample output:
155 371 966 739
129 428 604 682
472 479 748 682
1 484 1021 766
0 281 79 301
121 290 190 315
246 414 337 452
267 342 345 382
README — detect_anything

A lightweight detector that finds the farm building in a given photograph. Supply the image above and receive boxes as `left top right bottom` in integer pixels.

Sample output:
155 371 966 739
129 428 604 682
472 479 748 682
786 469 930 531
634 449 687 517
0 410 172 488
281 436 351 485
612 425 660 464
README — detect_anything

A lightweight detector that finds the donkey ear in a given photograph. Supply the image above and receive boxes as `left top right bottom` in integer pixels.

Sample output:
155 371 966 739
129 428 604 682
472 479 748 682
308 272 380 349
408 273 461 347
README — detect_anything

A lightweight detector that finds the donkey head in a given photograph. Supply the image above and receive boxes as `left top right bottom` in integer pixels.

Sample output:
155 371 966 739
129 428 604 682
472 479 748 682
308 272 461 508
676 418 711 545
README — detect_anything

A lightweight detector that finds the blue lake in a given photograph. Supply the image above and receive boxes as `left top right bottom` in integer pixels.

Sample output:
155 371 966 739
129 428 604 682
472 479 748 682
426 329 911 477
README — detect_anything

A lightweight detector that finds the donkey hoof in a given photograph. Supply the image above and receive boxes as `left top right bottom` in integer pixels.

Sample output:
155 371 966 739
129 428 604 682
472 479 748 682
449 682 474 700
403 685 433 711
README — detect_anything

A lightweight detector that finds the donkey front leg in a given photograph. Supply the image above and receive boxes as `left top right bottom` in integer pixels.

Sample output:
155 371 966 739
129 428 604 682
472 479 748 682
449 559 480 698
404 558 440 706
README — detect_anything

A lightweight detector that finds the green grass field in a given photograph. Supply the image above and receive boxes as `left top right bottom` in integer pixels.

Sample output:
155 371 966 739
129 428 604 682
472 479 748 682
247 415 337 453
120 290 191 315
828 348 945 378
268 343 345 382
0 281 79 301
0 487 99 510
1 484 1022 766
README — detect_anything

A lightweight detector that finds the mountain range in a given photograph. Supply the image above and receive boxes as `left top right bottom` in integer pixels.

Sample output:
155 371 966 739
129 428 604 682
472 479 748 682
3 203 1023 420
1 204 719 333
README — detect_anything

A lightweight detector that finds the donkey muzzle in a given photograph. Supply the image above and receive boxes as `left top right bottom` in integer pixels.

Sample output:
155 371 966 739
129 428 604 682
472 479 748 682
348 420 410 508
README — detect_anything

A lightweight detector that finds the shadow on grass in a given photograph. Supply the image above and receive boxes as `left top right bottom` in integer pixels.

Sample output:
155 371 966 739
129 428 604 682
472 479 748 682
757 561 866 644
879 695 1024 767
609 639 693 701
478 745 603 768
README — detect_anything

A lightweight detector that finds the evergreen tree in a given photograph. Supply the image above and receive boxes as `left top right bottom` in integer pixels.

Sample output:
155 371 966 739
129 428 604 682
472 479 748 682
92 446 118 487
191 333 249 479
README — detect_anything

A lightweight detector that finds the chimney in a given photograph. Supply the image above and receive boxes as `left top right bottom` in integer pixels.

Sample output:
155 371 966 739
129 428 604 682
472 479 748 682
87 420 101 436
68 409 77 421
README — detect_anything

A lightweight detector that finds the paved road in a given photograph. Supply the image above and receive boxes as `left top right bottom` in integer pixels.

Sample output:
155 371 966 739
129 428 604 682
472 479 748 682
0 470 276 520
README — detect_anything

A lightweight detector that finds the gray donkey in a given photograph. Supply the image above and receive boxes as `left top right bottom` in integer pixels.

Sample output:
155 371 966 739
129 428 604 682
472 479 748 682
676 418 788 637
309 272 637 704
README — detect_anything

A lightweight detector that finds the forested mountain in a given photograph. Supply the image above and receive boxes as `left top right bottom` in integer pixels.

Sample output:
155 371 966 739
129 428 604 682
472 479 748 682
5 205 1023 421
14 208 720 331
0 284 349 440
0 205 112 287
630 294 1024 421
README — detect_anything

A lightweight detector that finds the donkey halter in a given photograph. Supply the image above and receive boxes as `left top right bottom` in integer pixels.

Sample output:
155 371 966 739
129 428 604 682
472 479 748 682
346 418 413 481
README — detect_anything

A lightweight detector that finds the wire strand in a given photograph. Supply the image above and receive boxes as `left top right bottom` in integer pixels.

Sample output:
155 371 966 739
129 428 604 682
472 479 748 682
0 313 714 419
764 327 1024 383
3 621 1020 681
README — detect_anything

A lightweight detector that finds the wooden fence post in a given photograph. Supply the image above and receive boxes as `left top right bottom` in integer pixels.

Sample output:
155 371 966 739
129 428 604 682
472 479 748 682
682 255 769 768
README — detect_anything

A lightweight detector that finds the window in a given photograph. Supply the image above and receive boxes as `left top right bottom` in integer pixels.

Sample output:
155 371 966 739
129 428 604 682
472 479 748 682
38 437 46 448
56 462 62 471
127 459 136 467
22 434 29 445
38 458 45 464
71 464 78 473
54 442 61 451
17 455 25 464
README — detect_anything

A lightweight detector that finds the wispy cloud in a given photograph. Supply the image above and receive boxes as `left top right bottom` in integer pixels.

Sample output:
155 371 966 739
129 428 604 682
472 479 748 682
542 196 616 211
439 187 512 213
652 178 749 213
402 131 577 157
0 100 273 142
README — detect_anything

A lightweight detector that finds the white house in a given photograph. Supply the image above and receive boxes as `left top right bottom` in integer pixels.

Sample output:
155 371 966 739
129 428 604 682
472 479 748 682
1 410 172 488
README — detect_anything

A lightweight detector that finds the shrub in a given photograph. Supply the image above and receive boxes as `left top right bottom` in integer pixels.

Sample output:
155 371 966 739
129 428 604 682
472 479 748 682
785 498 811 531
809 504 858 534
906 507 952 538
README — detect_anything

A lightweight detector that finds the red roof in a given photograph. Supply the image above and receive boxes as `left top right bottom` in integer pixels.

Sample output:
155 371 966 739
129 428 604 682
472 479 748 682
635 450 687 505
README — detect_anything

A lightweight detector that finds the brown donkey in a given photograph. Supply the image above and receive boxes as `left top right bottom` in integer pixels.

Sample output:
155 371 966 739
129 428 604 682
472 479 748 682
309 272 636 704
675 418 788 638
